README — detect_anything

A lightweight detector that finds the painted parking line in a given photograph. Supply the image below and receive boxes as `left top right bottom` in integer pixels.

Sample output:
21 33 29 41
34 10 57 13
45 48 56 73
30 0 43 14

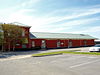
70 59 100 68
50 55 87 63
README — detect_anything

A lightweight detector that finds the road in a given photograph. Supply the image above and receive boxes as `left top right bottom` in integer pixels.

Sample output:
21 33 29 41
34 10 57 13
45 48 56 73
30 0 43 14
0 53 100 75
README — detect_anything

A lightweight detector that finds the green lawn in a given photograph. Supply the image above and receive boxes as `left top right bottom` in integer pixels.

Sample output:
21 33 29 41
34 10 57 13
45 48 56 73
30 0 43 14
32 50 100 57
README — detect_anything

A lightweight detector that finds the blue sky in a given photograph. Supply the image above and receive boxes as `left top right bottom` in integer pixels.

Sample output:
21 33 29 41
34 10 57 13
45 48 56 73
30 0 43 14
0 0 100 38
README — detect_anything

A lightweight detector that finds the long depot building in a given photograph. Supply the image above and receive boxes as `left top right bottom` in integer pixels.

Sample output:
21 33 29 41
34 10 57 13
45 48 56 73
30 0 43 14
1 23 95 50
30 32 95 49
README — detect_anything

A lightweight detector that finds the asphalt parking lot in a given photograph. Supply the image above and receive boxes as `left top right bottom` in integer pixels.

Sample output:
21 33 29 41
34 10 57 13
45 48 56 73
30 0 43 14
0 53 100 75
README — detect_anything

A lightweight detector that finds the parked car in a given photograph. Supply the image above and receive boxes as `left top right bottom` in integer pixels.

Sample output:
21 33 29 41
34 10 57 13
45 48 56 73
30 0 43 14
89 44 100 52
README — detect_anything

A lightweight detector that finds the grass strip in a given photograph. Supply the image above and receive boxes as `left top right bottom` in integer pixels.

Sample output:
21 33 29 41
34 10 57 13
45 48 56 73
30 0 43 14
32 51 64 57
32 50 100 57
68 52 100 55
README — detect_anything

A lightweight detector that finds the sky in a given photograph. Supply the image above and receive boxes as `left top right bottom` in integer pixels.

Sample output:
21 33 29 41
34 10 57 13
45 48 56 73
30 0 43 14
0 0 100 39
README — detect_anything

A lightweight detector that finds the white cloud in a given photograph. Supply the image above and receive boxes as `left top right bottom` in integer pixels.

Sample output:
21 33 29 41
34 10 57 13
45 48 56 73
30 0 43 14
30 17 100 34
60 17 100 27
0 1 100 38
30 16 100 31
0 0 42 23
1 2 100 26
69 26 100 38
45 8 100 24
80 26 100 33
21 0 42 7
28 7 100 28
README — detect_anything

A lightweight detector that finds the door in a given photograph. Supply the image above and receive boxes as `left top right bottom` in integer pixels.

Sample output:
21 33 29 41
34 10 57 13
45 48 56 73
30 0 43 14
41 40 46 49
32 41 35 47
57 41 60 48
22 44 27 48
68 40 72 48
84 40 87 46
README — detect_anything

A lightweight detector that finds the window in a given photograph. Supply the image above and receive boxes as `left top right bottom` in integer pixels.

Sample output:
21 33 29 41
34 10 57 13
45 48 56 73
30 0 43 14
8 33 10 36
16 44 20 46
22 38 28 44
61 42 64 45
32 41 35 47
22 45 27 48
22 30 25 36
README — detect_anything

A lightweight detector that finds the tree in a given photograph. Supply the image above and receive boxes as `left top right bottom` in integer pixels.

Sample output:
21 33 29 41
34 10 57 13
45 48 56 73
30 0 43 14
0 31 2 50
0 24 4 51
0 29 2 45
1 23 23 51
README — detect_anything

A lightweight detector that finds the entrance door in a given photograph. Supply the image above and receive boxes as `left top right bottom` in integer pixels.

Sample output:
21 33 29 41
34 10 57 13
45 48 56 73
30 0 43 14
57 41 60 48
41 40 46 49
22 44 27 48
68 40 72 48
84 40 87 46
32 41 35 47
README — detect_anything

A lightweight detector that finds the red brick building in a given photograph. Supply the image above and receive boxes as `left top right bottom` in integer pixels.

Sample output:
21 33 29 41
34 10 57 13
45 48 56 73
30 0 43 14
30 32 95 49
1 22 31 50
1 23 95 50
11 22 31 49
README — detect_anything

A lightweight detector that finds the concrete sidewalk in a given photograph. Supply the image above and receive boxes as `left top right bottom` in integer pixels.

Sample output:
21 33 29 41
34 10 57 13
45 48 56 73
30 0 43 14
41 47 90 53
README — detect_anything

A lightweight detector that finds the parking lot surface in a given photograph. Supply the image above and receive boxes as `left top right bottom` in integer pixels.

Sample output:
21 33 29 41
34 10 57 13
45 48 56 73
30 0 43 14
0 53 100 75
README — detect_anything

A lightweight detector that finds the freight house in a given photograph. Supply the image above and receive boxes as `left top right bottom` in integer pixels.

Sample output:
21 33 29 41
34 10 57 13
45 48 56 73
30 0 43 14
0 23 95 51
30 32 95 49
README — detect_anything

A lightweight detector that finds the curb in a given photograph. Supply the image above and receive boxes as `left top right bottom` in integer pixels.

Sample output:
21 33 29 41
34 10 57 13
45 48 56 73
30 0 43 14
33 53 63 57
